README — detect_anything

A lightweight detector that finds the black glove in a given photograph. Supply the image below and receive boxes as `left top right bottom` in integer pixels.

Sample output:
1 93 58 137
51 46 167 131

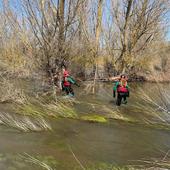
127 91 130 97
75 83 80 87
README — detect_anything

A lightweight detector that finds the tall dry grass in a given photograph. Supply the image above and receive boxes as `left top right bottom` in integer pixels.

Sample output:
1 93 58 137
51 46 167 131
0 78 27 104
0 112 51 132
134 82 170 124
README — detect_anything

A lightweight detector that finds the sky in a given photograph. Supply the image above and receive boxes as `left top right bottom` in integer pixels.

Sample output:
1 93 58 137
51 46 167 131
0 0 170 41
164 10 170 41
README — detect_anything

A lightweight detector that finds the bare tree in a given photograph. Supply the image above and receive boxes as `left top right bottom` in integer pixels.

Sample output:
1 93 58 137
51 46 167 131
23 0 82 72
0 0 169 84
57 0 65 64
105 0 169 74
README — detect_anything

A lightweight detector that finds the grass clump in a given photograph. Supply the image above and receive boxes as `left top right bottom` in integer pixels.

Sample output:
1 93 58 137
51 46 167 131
15 97 78 119
20 153 56 170
46 101 78 118
16 102 47 117
0 112 51 132
81 115 107 123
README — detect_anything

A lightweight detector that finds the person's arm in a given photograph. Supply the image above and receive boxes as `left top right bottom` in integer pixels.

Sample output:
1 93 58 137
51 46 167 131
126 84 130 97
113 81 119 97
113 81 119 91
109 76 120 81
60 80 64 91
67 77 80 87
67 77 74 83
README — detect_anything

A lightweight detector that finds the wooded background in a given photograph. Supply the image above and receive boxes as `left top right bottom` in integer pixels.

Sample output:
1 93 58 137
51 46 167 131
0 0 170 81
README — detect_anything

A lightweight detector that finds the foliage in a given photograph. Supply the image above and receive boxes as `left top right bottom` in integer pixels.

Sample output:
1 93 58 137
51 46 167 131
0 0 169 79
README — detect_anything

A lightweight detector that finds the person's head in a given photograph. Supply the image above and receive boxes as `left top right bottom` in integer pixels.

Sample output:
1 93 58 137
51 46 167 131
120 74 127 81
61 65 67 73
63 71 69 77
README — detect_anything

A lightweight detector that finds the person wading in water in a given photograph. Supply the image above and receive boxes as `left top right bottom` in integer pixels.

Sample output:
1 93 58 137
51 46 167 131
61 66 80 96
110 75 130 106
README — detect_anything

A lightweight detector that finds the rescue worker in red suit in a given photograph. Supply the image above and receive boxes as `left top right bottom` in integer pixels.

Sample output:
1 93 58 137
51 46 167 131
113 75 130 106
61 67 79 96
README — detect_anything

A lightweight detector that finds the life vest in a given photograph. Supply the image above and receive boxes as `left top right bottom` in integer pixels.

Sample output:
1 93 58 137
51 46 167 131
62 70 70 87
63 77 71 87
117 81 128 93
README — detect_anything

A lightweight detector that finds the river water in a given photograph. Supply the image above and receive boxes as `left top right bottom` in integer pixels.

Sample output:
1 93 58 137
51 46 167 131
0 82 170 170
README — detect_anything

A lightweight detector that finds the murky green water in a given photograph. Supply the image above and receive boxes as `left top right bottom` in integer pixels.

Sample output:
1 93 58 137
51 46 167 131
0 81 170 170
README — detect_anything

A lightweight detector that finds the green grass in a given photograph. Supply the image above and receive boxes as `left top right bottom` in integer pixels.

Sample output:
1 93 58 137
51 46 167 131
15 96 78 120
81 115 107 123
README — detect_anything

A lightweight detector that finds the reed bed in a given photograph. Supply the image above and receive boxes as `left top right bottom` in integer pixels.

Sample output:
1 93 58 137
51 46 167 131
0 112 51 132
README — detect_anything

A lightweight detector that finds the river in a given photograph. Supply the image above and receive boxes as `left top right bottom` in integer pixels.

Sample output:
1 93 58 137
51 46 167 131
0 81 170 170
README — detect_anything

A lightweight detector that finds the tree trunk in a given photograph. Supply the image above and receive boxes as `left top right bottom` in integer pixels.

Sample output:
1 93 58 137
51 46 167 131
92 0 103 94
57 0 65 65
120 0 133 73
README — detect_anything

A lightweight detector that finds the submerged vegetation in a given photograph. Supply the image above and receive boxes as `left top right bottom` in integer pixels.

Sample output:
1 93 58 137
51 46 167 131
81 115 107 123
7 152 170 170
0 152 136 170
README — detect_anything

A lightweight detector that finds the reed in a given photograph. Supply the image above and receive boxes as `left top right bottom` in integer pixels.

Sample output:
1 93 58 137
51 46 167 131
134 82 170 124
19 153 54 170
0 112 51 132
